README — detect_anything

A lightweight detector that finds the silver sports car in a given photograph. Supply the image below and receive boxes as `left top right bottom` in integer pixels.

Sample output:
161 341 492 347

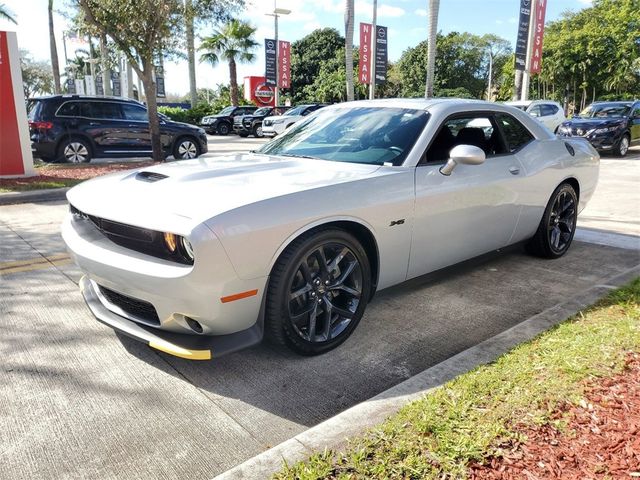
62 99 599 360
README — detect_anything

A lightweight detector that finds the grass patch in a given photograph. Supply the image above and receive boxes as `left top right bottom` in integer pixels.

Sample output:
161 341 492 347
274 278 640 479
0 178 83 192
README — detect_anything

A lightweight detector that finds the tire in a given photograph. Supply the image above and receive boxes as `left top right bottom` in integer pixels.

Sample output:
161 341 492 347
526 183 578 259
252 124 264 138
613 134 630 157
173 136 200 160
58 137 92 163
266 228 372 355
216 123 230 136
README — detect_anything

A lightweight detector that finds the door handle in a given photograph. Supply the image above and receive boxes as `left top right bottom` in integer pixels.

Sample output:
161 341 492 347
509 166 520 175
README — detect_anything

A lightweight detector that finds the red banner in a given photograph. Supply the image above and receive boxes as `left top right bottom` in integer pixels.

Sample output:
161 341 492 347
278 40 290 89
359 22 372 84
530 0 547 74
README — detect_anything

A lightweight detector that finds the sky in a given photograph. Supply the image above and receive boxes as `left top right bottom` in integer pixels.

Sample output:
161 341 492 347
0 0 593 97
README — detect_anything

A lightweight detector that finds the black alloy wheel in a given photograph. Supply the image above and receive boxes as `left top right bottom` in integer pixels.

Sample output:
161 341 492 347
266 229 372 355
614 134 630 157
217 123 230 135
527 183 578 258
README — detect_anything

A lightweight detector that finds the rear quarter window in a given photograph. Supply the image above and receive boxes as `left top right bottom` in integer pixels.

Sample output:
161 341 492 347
497 113 534 153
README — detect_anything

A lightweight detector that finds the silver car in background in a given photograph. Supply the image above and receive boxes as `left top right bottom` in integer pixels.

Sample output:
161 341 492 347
62 99 599 360
506 100 566 132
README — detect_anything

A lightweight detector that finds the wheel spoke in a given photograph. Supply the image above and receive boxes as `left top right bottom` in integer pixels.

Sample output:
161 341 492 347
307 303 318 341
550 226 561 249
327 247 349 274
322 296 333 340
311 247 329 276
290 283 312 301
299 261 313 283
334 284 361 297
331 304 355 319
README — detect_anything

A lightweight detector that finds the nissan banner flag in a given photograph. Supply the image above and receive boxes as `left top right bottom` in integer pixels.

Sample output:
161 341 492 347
278 40 290 89
514 0 532 71
530 0 547 74
374 25 387 84
359 22 372 84
265 39 277 86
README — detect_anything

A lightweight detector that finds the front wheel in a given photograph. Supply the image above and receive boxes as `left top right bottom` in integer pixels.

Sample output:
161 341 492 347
216 123 230 136
173 137 200 160
526 183 578 258
266 229 372 355
614 134 630 157
252 124 264 138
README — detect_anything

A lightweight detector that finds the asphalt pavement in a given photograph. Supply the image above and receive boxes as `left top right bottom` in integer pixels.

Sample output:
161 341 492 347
1 140 638 479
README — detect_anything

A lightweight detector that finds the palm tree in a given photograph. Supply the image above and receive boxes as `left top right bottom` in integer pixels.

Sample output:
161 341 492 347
0 3 17 23
199 20 258 106
344 0 354 101
48 0 62 93
425 0 440 98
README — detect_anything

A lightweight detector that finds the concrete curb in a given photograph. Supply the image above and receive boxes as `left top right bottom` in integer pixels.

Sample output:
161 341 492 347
215 264 640 480
0 188 69 206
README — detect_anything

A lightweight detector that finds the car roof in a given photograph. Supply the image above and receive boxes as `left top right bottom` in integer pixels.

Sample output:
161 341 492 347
589 101 633 106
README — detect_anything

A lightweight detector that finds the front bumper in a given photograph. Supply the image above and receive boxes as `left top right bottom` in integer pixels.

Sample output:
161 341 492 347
559 131 623 151
62 213 267 359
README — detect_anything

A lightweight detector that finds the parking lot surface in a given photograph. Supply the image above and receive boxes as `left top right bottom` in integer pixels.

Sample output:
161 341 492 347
1 142 639 479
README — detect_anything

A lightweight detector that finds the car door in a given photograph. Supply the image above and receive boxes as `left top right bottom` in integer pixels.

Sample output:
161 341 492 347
408 112 524 279
79 101 128 155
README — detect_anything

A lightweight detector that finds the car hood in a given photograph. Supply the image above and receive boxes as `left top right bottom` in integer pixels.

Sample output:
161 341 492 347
66 153 385 234
563 117 626 129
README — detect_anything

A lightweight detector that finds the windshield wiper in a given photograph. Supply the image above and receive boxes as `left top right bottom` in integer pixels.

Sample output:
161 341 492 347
278 153 319 160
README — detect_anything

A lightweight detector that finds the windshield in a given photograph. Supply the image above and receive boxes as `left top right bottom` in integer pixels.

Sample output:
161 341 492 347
258 106 429 166
254 107 271 116
285 105 307 116
578 104 631 118
218 106 234 116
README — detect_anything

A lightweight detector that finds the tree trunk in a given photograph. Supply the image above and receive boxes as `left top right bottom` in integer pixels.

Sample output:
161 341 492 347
229 58 238 106
100 33 112 95
48 0 61 94
425 0 440 98
140 61 163 162
344 0 354 101
185 0 197 107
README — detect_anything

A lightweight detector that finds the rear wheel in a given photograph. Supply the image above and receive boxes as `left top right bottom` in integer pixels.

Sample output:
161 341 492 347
58 137 92 163
266 228 371 355
526 183 578 258
252 124 264 138
614 134 630 157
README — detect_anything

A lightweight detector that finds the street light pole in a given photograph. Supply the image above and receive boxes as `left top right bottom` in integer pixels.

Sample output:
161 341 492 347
369 0 377 99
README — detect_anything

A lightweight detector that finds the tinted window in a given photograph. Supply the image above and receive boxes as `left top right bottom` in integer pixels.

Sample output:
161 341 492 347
286 106 306 116
541 104 558 116
121 103 148 121
87 102 123 120
27 100 41 120
529 105 542 117
56 101 85 117
497 114 534 152
259 107 429 166
425 115 507 163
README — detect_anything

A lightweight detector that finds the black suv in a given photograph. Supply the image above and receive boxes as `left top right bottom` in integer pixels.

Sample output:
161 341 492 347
557 101 640 157
233 106 291 138
200 105 258 135
28 95 208 163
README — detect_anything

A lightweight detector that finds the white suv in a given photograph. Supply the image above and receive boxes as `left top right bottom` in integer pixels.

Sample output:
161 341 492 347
261 104 326 137
505 100 566 133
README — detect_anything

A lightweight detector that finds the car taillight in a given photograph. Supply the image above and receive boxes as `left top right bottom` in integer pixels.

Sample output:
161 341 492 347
29 121 53 130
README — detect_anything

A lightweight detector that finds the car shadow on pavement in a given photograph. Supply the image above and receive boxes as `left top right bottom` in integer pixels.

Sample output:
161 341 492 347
117 241 637 435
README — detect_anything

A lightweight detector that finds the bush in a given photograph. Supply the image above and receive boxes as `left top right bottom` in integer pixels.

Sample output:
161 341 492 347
158 104 218 125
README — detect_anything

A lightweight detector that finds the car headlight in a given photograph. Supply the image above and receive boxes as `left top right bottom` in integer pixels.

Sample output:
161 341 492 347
594 125 622 134
557 126 570 134
272 118 285 124
163 232 194 263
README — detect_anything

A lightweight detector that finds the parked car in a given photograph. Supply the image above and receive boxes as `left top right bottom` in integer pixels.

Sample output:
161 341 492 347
63 99 598 360
261 103 326 137
556 101 640 157
233 106 291 138
27 95 208 163
200 105 258 135
505 100 566 132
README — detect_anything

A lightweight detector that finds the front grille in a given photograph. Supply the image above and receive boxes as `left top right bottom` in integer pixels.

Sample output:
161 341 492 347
263 119 273 126
70 204 193 265
99 285 160 325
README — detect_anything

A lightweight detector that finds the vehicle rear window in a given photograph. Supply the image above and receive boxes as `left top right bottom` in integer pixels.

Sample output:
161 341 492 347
497 113 534 152
27 100 41 120
541 104 558 116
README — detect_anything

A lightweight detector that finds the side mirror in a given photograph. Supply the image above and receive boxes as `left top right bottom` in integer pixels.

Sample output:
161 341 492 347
439 145 486 176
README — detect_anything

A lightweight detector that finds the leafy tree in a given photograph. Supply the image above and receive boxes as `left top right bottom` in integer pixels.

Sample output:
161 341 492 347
75 0 185 161
199 19 258 107
0 3 16 23
291 28 345 103
20 50 54 98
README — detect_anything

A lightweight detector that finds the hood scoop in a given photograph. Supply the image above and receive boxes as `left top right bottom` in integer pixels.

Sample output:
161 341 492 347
135 171 169 183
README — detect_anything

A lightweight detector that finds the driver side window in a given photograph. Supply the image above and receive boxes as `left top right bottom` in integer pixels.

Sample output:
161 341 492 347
424 114 507 163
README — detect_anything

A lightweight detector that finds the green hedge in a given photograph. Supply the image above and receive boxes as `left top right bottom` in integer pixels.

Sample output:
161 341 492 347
158 104 218 125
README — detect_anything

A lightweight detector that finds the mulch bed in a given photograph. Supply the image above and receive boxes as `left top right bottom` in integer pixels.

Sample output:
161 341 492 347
470 352 640 479
0 161 157 188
